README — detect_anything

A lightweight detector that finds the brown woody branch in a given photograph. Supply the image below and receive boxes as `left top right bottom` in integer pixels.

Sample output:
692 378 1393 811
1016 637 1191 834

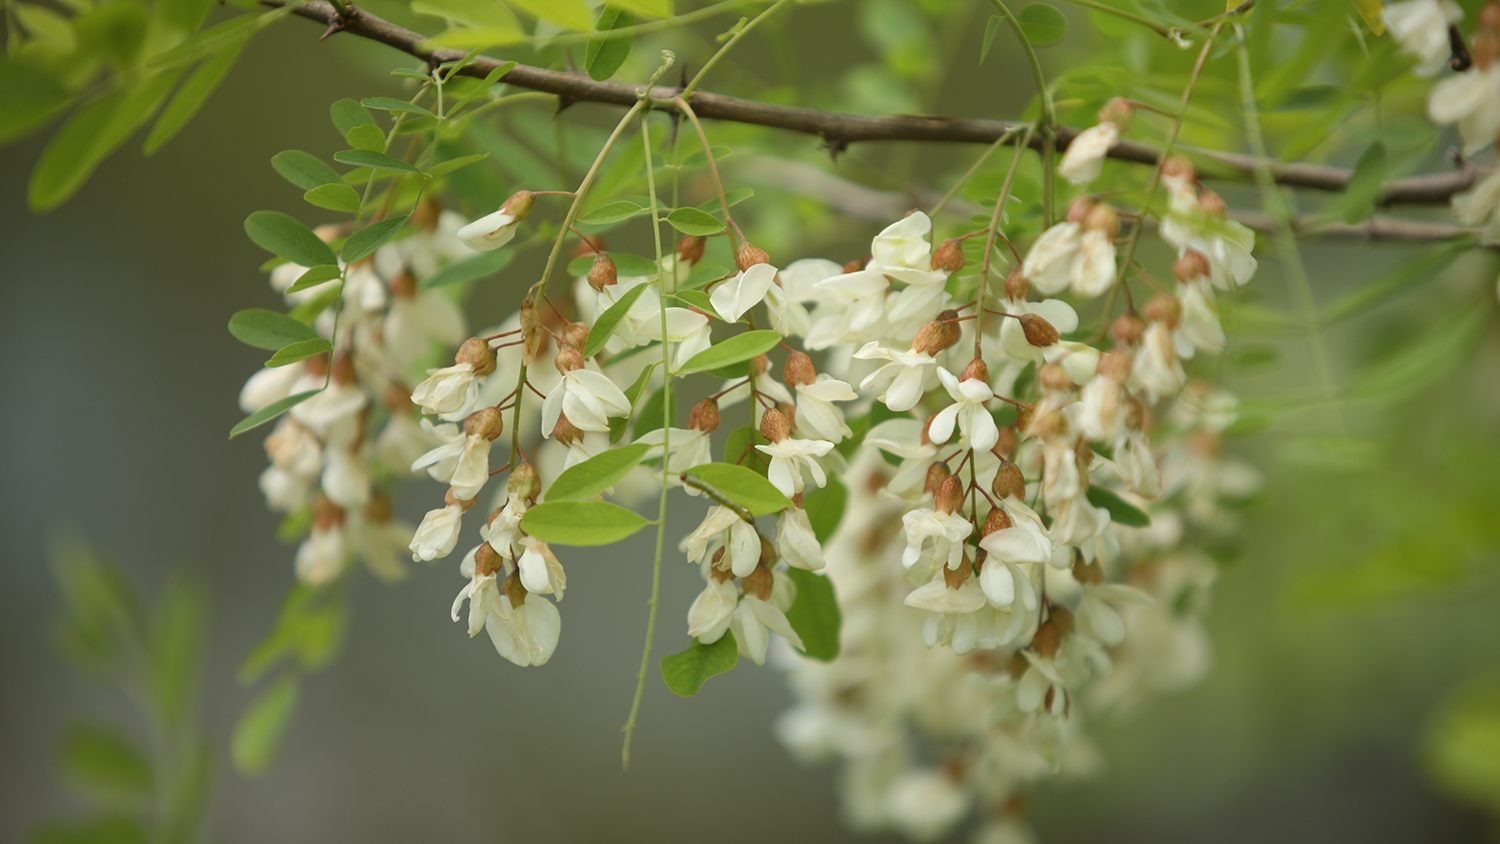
285 1 1479 207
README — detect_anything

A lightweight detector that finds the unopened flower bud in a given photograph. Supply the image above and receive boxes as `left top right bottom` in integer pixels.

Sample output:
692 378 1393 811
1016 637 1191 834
501 570 527 606
912 310 962 355
1031 619 1061 659
688 398 721 432
782 351 816 387
924 461 951 497
1019 313 1059 348
389 270 416 299
710 560 736 582
501 190 536 222
587 253 617 290
1009 650 1031 679
1483 0 1500 32
366 494 392 524
943 557 973 589
1174 249 1211 283
736 241 770 271
935 475 965 514
981 507 1013 537
507 462 541 500
993 459 1026 500
921 411 942 446
843 256 869 274
777 402 797 431
992 426 1019 460
743 563 774 600
306 353 329 378
518 298 544 365
1072 555 1105 585
552 413 583 446
1014 402 1036 436
331 353 358 386
474 541 504 576
1143 294 1182 327
554 345 584 373
563 321 590 352
455 337 497 377
1084 203 1121 238
1161 155 1196 184
1198 189 1227 217
1098 349 1132 381
1110 314 1145 346
678 234 706 266
1049 604 1075 634
1004 266 1031 301
931 238 965 273
1038 363 1072 393
445 488 477 511
760 407 791 442
1098 96 1135 130
960 357 989 384
759 536 777 568
751 354 771 378
464 407 505 441
312 494 344 529
1065 195 1097 225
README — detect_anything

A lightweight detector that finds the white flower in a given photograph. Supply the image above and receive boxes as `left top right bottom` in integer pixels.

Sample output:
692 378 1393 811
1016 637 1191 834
264 417 322 477
929 368 999 453
766 258 840 337
410 502 464 561
1430 65 1500 154
1161 210 1259 291
979 497 1054 566
485 592 561 667
1130 321 1186 402
756 437 835 497
635 307 712 371
1021 221 1081 295
295 526 347 585
1071 224 1117 298
730 572 803 665
1075 582 1154 646
904 573 986 614
1077 370 1127 445
375 412 438 476
853 342 938 412
978 557 1039 612
239 362 306 413
517 536 566 598
1384 0 1463 76
868 211 947 285
999 298 1078 366
634 426 713 486
411 362 483 421
482 493 527 560
901 508 973 571
457 208 519 252
1175 276 1225 356
541 366 631 435
321 446 371 510
291 381 367 444
863 418 938 498
682 505 761 577
409 420 464 480
793 376 857 443
805 270 890 350
687 576 739 642
359 519 414 583
383 291 466 370
1058 121 1119 185
452 549 499 636
259 465 312 512
1114 432 1161 499
777 508 825 570
887 769 970 842
1048 495 1111 547
711 262 778 322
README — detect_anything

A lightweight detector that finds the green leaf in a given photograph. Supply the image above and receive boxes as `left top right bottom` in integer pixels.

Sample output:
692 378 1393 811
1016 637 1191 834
980 15 1002 62
1424 683 1500 815
802 476 847 543
426 25 527 47
144 37 248 154
232 674 299 776
271 150 343 191
608 0 671 16
723 424 769 476
671 289 720 319
783 568 841 661
428 152 488 178
421 248 512 289
678 330 782 374
0 55 72 144
665 206 727 236
583 282 650 358
285 264 342 294
411 0 521 29
265 337 333 367
60 721 153 801
295 597 347 671
334 148 418 172
329 97 374 134
1320 241 1467 327
361 96 433 116
28 93 123 213
679 145 731 169
577 199 647 226
303 183 361 213
1086 485 1150 527
229 390 320 438
683 463 792 516
546 444 651 502
1341 140 1389 224
344 122 387 152
147 572 207 725
519 501 650 545
506 0 593 30
567 251 659 278
1350 308 1486 401
586 6 635 81
694 187 753 213
229 308 322 351
660 631 738 696
243 211 337 267
635 387 666 435
1017 3 1068 46
342 216 408 264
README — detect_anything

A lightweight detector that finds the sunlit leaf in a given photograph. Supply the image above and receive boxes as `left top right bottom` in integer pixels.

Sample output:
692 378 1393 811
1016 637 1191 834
586 6 634 82
665 206 726 236
546 444 651 502
678 330 781 374
520 501 650 545
683 463 793 516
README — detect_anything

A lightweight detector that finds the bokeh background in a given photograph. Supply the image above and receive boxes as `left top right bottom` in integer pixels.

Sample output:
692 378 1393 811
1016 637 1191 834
5 0 1500 841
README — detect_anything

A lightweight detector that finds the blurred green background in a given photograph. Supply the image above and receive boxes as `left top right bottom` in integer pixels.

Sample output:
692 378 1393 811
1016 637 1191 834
5 0 1500 840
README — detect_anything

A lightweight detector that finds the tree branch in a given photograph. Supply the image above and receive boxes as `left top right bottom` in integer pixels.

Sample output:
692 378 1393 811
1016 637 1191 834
284 1 1479 207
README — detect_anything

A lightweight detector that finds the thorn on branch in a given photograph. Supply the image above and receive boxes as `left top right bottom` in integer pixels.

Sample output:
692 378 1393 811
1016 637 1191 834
821 135 848 162
319 1 354 40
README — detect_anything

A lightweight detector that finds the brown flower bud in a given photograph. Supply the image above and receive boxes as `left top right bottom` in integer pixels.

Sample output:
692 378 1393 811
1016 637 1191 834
743 563 774 600
1065 195 1097 225
688 398 721 432
383 385 412 413
1009 649 1031 680
366 494 392 524
455 337 497 377
464 407 505 441
501 571 528 606
912 310 962 355
312 494 344 530
925 461 952 497
842 256 869 274
943 557 973 589
1019 313 1059 348
518 298 544 365
677 234 707 266
1072 555 1105 586
992 425 1019 460
1174 249 1211 283
782 351 816 387
1098 96 1135 130
554 345 584 373
563 321 590 352
1084 203 1121 238
331 353 358 386
759 536 778 568
750 353 771 378
508 462 541 500
305 353 330 378
981 506 1013 538
587 253 617 291
1198 189 1227 217
760 407 791 442
960 356 989 384
1160 154 1196 184
1484 0 1500 32
1031 619 1061 659
572 234 605 258
921 411 941 446
389 270 416 299
1476 30 1500 68
931 238 965 273
1038 363 1072 393
1110 313 1145 346
1014 402 1036 436
552 412 583 446
1030 407 1069 440
445 488 477 511
777 402 797 431
500 189 536 221
935 474 965 514
1097 348 1132 381
1143 294 1182 327
474 541 505 576
1049 604 1075 634
736 241 770 271
993 459 1026 500
1004 266 1031 302
710 559 736 582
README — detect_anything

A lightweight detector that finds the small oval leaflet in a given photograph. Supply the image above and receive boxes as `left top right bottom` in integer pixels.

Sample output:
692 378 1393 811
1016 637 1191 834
1017 3 1068 46
665 206 727 236
660 631 738 697
583 283 651 358
329 97 374 134
229 308 322 351
585 6 634 82
272 150 342 191
545 444 651 502
303 183 361 213
682 463 792 516
678 329 782 374
428 152 488 178
243 211 337 268
576 199 647 226
1085 485 1151 528
231 674 299 776
265 337 332 367
783 568 841 662
361 96 433 116
229 390 321 438
342 216 408 264
333 149 419 173
345 123 387 152
285 264 342 294
520 501 649 546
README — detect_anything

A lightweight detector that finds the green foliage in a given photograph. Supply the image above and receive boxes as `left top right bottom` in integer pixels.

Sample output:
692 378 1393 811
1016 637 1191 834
802 476 847 543
1425 683 1500 815
520 501 650 545
60 722 154 803
243 211 337 267
546 444 651 502
1340 140 1388 224
723 425 769 477
682 463 792 516
584 282 651 357
660 631 738 696
1016 3 1067 46
231 675 299 776
1086 485 1150 528
303 183 361 213
783 569 841 662
585 6 635 82
664 207 726 236
678 330 781 373
271 150 343 191
228 308 321 351
228 390 319 438
144 38 247 154
333 149 419 173
342 216 409 263
577 199 648 226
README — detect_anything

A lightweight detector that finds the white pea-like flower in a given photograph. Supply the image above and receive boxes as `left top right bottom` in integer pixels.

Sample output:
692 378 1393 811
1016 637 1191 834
1075 582 1155 646
711 261 778 322
457 192 534 252
1131 320 1186 403
805 269 890 350
295 525 347 585
1384 0 1463 76
766 258 840 337
411 362 483 419
486 592 562 667
730 571 804 665
904 572 987 615
321 446 372 510
517 536 566 598
1021 221 1081 295
635 307 712 371
853 342 938 412
410 502 464 562
452 547 500 637
683 505 761 577
777 508 825 570
929 367 999 453
541 366 631 435
239 362 306 414
868 211 946 285
687 576 740 642
901 508 973 571
756 437 835 497
792 376 857 443
1058 121 1119 185
1175 276 1225 357
864 419 939 499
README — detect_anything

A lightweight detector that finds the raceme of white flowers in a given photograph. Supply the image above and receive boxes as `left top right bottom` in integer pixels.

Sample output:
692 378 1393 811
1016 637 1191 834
237 128 1263 838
